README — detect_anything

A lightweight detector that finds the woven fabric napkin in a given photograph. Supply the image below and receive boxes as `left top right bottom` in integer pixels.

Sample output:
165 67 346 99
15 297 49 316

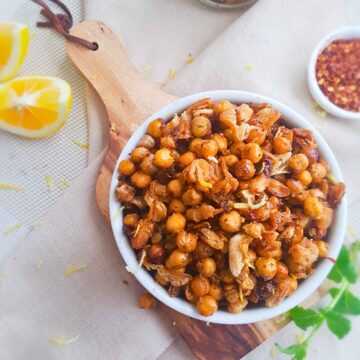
1 1 360 360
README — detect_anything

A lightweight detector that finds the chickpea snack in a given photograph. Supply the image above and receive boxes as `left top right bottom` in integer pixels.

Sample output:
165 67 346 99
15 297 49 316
110 93 347 323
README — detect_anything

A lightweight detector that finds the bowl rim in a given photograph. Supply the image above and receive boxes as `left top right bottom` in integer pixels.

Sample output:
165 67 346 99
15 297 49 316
307 25 360 121
109 90 347 324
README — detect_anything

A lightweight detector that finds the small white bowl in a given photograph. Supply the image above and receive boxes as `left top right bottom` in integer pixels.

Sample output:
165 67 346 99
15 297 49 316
308 26 360 121
109 90 347 324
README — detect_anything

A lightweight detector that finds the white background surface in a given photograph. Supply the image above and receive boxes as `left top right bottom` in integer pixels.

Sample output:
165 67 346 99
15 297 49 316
1 1 360 360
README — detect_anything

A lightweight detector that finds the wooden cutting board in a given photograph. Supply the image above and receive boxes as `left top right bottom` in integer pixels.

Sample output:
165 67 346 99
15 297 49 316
67 21 326 359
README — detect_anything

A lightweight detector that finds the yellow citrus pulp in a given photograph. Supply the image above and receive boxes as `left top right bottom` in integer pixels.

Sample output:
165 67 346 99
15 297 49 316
0 22 30 82
0 76 72 138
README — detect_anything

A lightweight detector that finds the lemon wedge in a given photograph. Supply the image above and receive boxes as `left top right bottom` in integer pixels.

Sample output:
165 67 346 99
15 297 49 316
0 76 72 138
0 22 30 82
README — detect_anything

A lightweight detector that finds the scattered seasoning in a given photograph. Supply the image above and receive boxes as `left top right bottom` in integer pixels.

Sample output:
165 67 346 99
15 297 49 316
122 280 129 285
44 175 54 192
244 65 253 71
50 334 80 346
139 292 157 309
110 122 117 132
168 69 176 80
0 183 23 192
35 260 43 270
3 223 22 236
140 65 151 73
186 54 196 64
316 39 360 112
59 178 71 187
312 101 327 118
73 139 89 149
64 264 88 276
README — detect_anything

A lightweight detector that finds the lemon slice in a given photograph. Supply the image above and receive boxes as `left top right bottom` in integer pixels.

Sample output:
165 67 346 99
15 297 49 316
0 76 72 138
0 22 30 82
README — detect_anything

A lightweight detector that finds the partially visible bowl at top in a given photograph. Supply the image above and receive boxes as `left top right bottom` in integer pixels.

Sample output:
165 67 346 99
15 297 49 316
308 26 360 121
109 90 347 324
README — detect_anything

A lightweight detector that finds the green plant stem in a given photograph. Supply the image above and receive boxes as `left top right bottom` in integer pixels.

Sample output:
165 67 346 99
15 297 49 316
300 279 348 346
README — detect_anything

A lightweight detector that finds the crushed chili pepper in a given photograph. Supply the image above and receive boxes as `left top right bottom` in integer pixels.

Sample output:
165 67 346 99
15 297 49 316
316 39 360 112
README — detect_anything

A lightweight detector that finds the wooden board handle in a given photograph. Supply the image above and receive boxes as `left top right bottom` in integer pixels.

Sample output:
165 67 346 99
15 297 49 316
67 21 176 218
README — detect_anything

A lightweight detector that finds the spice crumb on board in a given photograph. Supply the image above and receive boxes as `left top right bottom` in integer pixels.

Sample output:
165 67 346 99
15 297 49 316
35 260 43 270
50 334 80 346
0 183 23 192
44 175 54 192
140 292 157 309
64 264 88 276
122 280 129 285
244 65 253 71
312 101 327 118
110 122 117 132
3 223 22 236
72 139 89 149
186 54 196 64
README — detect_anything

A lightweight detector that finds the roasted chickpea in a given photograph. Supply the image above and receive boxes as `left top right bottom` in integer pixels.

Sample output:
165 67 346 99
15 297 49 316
167 179 183 198
310 163 327 183
179 151 196 167
131 147 150 163
223 128 235 142
219 211 243 233
242 143 263 163
185 284 198 304
224 154 239 167
197 295 218 316
166 213 186 233
160 136 175 148
140 293 157 309
275 262 289 279
289 153 309 171
168 199 187 214
255 257 278 280
165 249 189 269
227 299 248 314
315 206 333 230
155 272 169 286
154 148 174 168
246 126 266 145
288 276 298 295
176 231 198 253
222 270 235 284
234 159 256 180
286 179 305 194
196 257 216 277
182 188 203 206
296 170 312 186
249 174 270 194
147 118 163 138
243 222 263 238
131 171 152 189
304 196 324 219
214 100 233 114
191 275 210 297
118 159 136 176
230 142 244 157
212 133 228 153
201 139 219 158
189 138 203 157
140 154 158 175
315 240 329 257
273 136 292 154
151 201 167 222
123 213 139 227
194 241 214 259
208 283 223 301
191 116 211 138
147 244 165 264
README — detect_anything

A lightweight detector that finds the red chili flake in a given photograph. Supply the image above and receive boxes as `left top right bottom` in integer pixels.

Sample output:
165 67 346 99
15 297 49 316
316 39 360 112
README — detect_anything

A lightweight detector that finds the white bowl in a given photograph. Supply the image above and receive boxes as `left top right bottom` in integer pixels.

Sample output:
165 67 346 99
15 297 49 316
308 26 360 121
109 90 347 324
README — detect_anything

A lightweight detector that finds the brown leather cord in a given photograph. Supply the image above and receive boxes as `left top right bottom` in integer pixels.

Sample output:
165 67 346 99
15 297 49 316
31 0 98 50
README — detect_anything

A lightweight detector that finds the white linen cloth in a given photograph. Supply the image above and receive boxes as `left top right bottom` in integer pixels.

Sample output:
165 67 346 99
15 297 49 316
1 0 360 360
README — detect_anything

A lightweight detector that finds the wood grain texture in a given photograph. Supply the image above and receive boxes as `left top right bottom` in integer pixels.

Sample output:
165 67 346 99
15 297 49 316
67 21 328 360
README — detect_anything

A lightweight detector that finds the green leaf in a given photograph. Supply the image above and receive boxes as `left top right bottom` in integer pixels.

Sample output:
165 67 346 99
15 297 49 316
328 246 358 284
329 288 360 315
275 343 307 360
290 306 323 330
321 309 351 339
